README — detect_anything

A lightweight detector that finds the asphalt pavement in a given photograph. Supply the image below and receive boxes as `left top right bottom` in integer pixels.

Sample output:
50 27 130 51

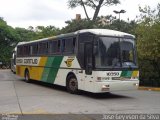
0 70 160 119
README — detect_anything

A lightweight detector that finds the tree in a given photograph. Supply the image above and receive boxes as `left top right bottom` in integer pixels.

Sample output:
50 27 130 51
106 19 137 34
136 5 160 86
61 19 95 33
68 0 120 21
15 27 37 41
35 25 60 39
0 18 20 63
15 25 60 42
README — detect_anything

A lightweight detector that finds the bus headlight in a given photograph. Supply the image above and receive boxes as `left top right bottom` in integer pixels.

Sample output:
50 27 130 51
133 83 139 86
101 85 110 91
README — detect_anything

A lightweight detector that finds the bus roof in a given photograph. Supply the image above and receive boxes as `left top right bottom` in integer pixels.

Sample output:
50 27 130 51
18 29 135 45
76 29 135 38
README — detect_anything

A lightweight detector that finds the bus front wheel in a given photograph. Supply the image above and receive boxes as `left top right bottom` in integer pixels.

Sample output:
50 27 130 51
24 70 30 83
66 75 78 94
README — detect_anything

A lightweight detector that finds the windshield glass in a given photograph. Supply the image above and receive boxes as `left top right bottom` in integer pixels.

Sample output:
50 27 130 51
95 37 137 68
120 39 136 67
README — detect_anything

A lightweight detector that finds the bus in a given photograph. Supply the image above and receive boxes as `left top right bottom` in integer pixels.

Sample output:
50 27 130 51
11 47 17 73
16 29 139 94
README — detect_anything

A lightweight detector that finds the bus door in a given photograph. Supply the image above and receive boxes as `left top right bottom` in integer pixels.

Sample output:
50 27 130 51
78 33 94 91
84 42 93 75
84 42 94 91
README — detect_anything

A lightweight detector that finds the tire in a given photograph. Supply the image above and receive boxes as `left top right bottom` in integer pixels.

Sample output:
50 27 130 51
24 70 31 83
66 75 78 94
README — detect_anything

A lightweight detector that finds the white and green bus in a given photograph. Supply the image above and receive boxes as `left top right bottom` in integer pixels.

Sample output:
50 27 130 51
16 29 139 94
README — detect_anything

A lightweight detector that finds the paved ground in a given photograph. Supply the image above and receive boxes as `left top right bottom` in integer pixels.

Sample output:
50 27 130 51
0 70 160 119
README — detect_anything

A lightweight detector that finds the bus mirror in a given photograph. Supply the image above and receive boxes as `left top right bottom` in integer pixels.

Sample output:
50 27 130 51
93 45 98 55
85 64 92 75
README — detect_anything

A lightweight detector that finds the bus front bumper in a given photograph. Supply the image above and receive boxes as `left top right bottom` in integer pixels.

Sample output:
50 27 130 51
92 80 139 93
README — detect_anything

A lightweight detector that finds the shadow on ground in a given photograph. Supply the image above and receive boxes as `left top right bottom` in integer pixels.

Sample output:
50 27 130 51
20 79 132 100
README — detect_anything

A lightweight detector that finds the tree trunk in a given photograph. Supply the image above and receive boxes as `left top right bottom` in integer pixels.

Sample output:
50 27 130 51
80 0 90 21
92 0 104 21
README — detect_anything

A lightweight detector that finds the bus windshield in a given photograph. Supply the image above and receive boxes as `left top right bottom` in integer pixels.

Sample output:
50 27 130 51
95 37 137 68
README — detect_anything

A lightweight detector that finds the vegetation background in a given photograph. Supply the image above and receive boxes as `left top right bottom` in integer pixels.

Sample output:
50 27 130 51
0 0 160 87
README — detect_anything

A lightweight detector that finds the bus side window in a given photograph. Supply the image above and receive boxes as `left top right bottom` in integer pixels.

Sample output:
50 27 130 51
50 41 54 54
17 47 20 57
24 45 30 56
62 39 65 53
50 40 61 54
39 42 43 55
44 42 48 54
32 44 38 56
46 42 49 54
18 46 23 57
58 40 61 53
39 42 49 55
62 37 76 54
73 37 76 52
30 45 32 56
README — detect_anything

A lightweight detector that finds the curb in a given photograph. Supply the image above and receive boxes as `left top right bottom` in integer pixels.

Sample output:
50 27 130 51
138 86 160 91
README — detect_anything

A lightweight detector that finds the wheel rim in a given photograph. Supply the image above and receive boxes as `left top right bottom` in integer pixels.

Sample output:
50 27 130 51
69 78 78 91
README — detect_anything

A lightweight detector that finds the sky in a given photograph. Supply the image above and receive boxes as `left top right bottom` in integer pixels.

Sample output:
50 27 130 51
0 0 159 29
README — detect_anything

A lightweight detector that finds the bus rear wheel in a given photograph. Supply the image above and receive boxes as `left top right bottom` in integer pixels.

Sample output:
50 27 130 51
24 70 30 83
67 75 78 94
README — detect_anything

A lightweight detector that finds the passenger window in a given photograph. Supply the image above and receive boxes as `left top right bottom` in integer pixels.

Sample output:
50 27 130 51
17 46 23 57
24 45 30 56
62 37 76 54
32 44 38 56
50 40 61 54
39 42 48 55
19 46 24 57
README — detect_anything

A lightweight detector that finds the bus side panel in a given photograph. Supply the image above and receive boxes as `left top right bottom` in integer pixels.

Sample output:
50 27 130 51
31 57 48 81
29 66 44 80
30 57 48 81
16 65 26 77
40 56 64 84
54 56 83 87
54 69 71 86
54 69 87 90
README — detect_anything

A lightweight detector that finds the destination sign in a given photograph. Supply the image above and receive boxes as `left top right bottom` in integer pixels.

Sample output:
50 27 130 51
16 57 40 66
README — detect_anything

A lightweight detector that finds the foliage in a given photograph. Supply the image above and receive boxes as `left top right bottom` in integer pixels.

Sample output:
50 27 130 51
15 27 37 41
61 14 137 34
35 25 60 39
0 18 20 63
135 5 160 86
15 26 60 41
101 19 137 34
0 17 60 64
68 0 120 21
61 19 95 33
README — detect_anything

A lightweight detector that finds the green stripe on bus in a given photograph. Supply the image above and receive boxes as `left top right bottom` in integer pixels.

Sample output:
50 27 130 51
41 57 54 82
46 56 63 83
126 71 132 77
41 68 50 82
120 71 127 77
120 71 132 77
41 56 63 84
